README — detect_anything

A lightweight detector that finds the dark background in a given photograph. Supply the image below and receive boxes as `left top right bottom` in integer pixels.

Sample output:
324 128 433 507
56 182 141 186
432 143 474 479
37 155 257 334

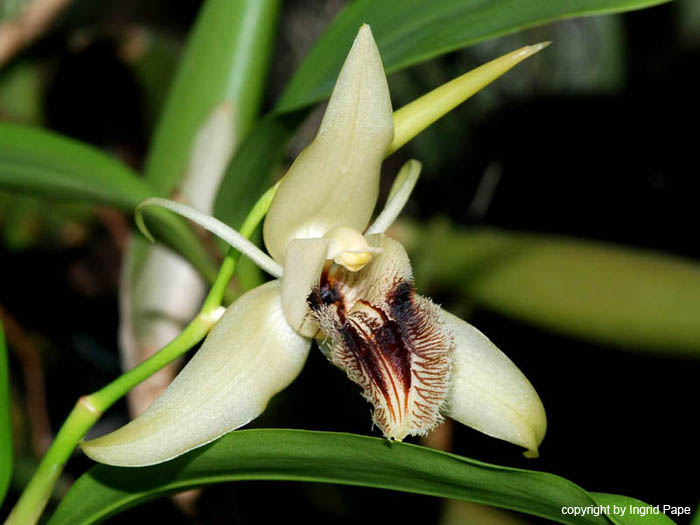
1 0 698 523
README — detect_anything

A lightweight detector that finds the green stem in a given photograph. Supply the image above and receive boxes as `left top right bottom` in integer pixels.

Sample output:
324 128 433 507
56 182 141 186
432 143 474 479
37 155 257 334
203 182 279 311
5 401 95 525
89 316 214 410
5 184 278 525
5 314 213 525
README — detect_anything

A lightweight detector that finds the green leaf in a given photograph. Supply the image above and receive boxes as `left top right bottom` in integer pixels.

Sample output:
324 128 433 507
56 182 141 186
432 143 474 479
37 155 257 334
0 60 42 123
143 0 280 193
0 123 152 211
213 111 304 227
276 0 671 113
0 122 217 283
124 29 182 133
49 430 669 525
0 319 11 506
406 221 700 356
690 504 700 525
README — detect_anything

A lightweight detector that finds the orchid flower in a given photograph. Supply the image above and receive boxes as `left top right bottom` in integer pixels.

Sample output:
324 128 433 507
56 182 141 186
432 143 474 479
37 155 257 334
81 25 546 467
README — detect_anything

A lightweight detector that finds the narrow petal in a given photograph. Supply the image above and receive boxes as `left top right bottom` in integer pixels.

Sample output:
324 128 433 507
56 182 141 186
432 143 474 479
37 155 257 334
136 197 283 278
82 281 311 466
442 311 546 457
366 159 422 234
263 24 393 262
281 237 330 337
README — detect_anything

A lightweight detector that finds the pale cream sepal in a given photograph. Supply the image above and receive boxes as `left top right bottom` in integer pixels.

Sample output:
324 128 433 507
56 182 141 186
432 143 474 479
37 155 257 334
81 281 311 466
442 311 547 457
263 24 394 263
281 237 330 337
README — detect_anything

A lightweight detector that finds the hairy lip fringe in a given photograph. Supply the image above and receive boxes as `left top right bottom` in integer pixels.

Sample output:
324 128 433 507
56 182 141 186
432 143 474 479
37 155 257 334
308 262 452 441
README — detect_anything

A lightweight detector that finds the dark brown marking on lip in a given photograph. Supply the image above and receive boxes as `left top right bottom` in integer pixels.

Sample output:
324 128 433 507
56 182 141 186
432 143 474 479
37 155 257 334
308 265 345 319
358 300 412 394
388 280 413 320
338 319 389 406
307 265 451 439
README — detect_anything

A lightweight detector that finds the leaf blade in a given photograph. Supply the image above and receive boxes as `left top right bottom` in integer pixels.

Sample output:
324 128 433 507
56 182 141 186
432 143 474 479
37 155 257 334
213 111 304 227
276 0 671 113
0 123 151 211
143 0 280 194
48 430 670 525
0 123 218 284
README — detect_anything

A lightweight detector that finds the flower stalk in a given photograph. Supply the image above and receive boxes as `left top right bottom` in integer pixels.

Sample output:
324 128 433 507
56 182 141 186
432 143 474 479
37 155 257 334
4 185 277 525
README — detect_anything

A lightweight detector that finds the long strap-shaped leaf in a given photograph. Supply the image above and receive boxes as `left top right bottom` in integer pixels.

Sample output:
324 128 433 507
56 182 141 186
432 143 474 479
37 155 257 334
276 0 671 113
0 123 151 210
0 123 219 282
143 0 280 194
48 430 671 525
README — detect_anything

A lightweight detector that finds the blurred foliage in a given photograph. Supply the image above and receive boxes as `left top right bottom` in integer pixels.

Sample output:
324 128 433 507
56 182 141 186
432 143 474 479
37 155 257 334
275 0 669 112
0 319 10 506
142 0 280 194
401 219 700 357
0 123 150 210
0 0 26 20
119 28 181 133
0 60 42 123
677 0 700 47
0 191 92 251
386 16 628 179
0 61 93 252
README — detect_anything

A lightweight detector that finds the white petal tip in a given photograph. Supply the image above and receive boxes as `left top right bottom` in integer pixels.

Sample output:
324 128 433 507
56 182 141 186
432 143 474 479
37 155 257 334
80 438 165 468
442 312 547 455
82 281 311 467
354 24 377 52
